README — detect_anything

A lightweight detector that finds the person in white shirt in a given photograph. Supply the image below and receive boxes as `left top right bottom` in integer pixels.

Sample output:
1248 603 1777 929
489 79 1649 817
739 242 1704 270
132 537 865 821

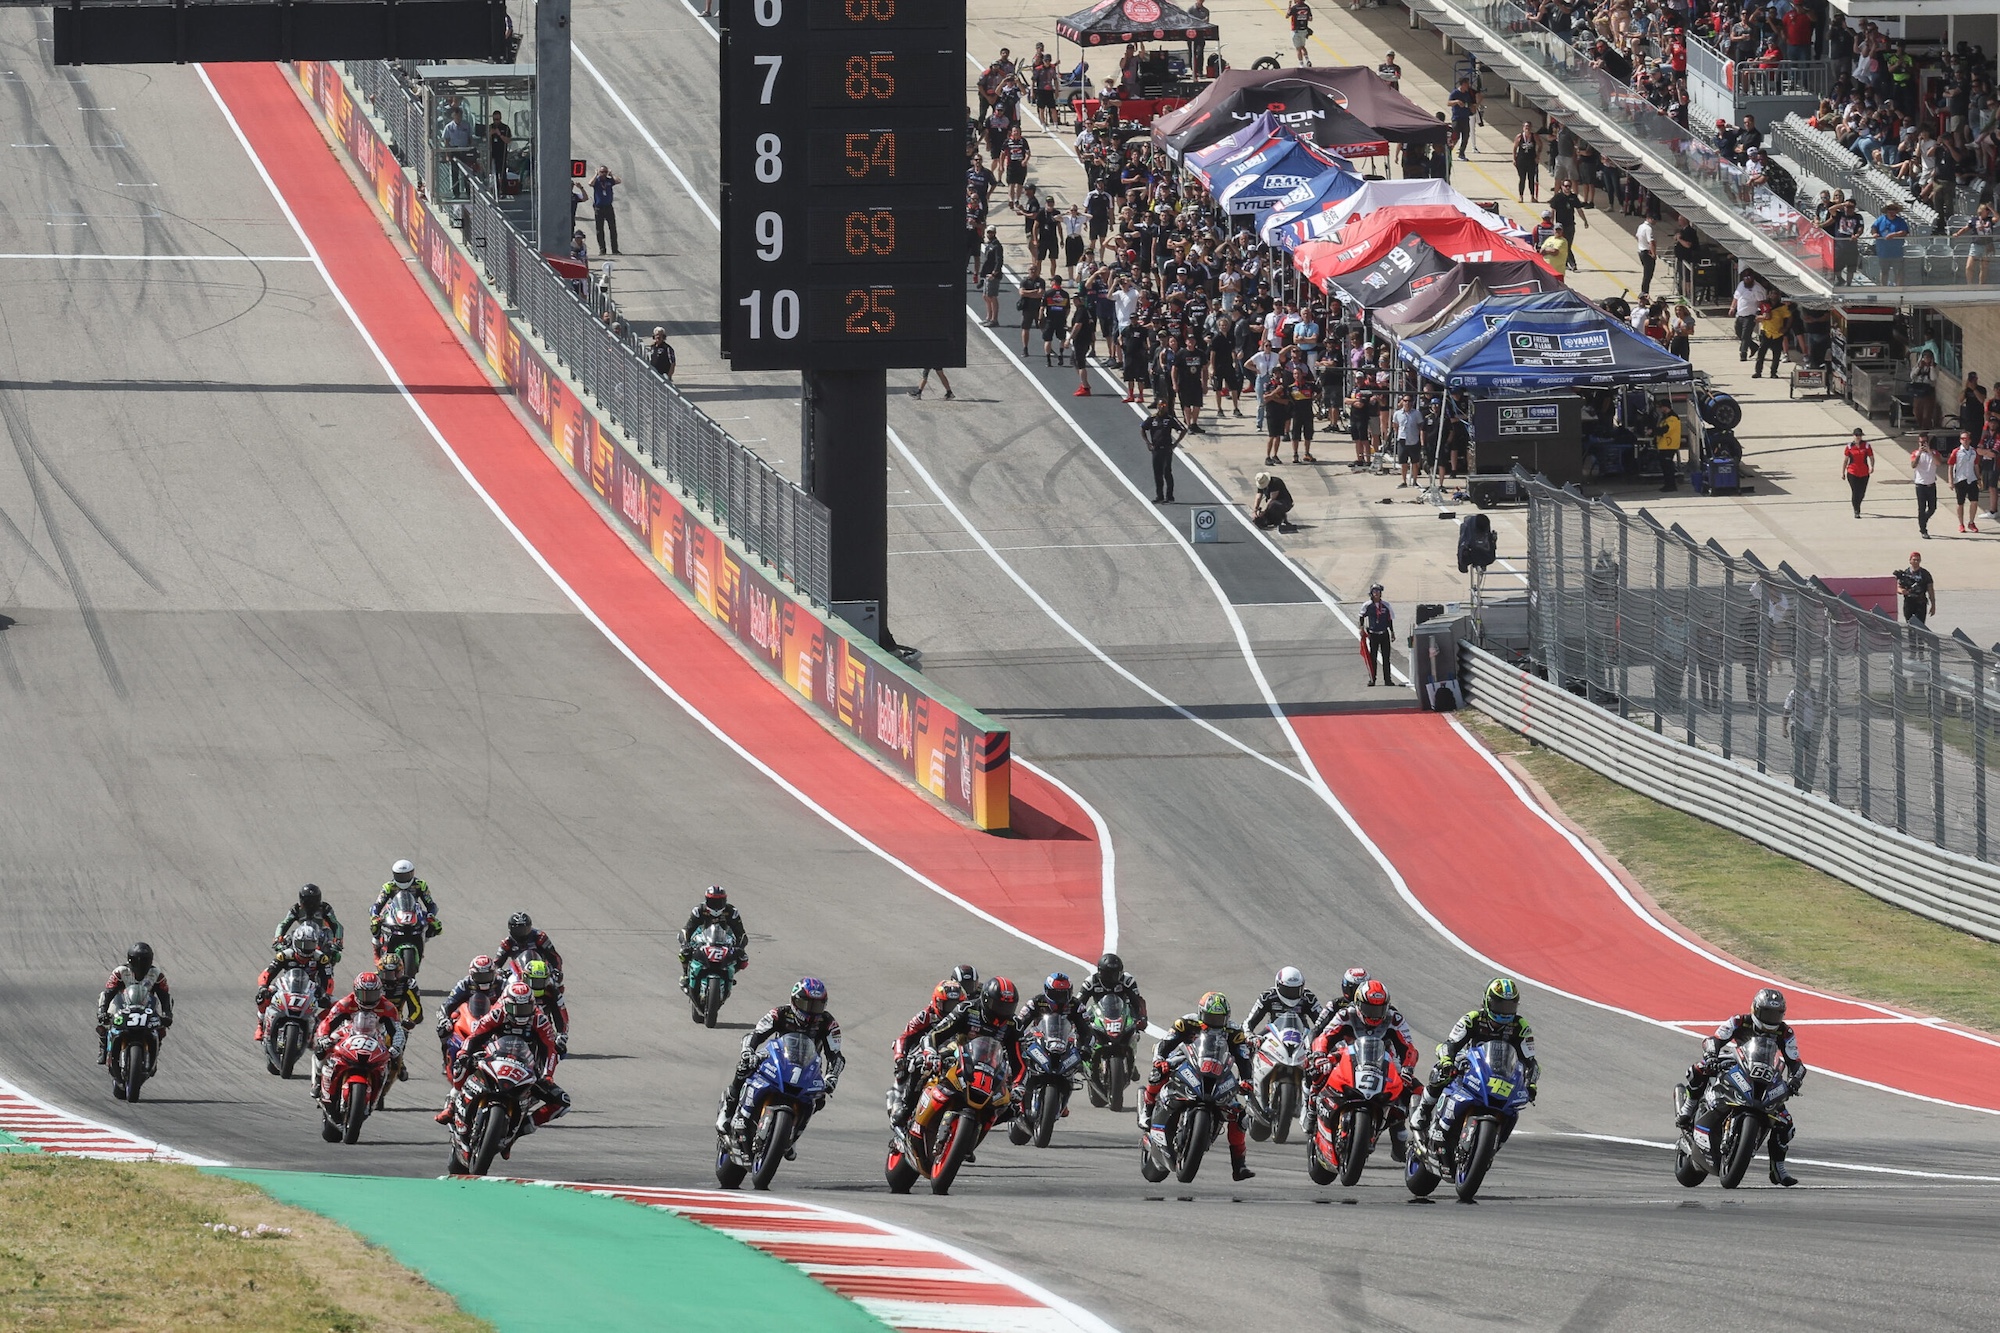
1949 429 1983 533
1634 217 1657 297
1731 273 1770 361
1392 394 1423 488
1909 437 1940 538
1249 343 1281 433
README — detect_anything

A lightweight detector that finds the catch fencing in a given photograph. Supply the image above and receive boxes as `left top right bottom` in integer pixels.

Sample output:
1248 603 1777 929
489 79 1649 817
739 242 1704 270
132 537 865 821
1517 474 2000 869
344 61 832 606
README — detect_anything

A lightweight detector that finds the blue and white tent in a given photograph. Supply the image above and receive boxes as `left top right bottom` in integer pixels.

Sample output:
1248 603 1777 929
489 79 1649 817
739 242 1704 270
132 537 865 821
1212 138 1357 217
1400 291 1693 389
1257 169 1370 248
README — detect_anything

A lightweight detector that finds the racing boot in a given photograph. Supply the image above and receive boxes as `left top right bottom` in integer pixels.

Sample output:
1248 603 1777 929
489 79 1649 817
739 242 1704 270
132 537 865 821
1390 1122 1410 1164
1673 1082 1697 1132
1768 1146 1798 1188
95 1027 108 1064
1228 1123 1255 1181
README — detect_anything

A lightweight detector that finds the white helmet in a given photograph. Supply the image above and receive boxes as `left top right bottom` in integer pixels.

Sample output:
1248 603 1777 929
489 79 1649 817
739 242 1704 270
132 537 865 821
1275 966 1305 1005
391 859 416 887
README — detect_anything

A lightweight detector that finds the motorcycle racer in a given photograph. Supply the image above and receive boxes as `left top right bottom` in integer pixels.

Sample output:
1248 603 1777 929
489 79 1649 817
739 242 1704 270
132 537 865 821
435 954 504 1068
519 956 569 1053
440 979 570 1131
1306 979 1421 1160
1308 966 1375 1040
253 937 331 1042
903 978 1022 1144
1143 992 1259 1181
496 912 563 973
313 972 405 1101
720 979 844 1148
677 886 749 982
272 883 343 962
1245 966 1323 1032
96 943 173 1064
1415 978 1538 1149
1676 987 1805 1187
370 859 443 948
1077 953 1148 1029
888 979 965 1124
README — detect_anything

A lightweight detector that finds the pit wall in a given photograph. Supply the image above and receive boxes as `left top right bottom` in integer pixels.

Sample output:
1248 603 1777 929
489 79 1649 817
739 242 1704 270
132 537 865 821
294 61 1010 830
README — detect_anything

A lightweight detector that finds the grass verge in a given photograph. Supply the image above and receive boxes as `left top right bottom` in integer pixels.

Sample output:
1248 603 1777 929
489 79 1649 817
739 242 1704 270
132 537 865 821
0 1154 490 1333
1461 713 2000 1034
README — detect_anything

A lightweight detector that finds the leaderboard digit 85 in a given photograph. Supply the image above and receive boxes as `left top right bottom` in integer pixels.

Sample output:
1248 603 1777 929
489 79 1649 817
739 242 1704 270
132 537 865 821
720 0 968 371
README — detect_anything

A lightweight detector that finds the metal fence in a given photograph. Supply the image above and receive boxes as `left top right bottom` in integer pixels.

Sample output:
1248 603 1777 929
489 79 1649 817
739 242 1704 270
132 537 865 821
1520 474 2000 866
344 62 832 606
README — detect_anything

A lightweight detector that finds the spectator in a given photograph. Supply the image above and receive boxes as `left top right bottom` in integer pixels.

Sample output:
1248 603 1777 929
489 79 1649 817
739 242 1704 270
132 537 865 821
1142 397 1186 503
1348 386 1379 466
1549 179 1586 270
1512 121 1542 202
912 367 955 400
1359 582 1394 685
1910 436 1940 538
1824 198 1864 284
1895 551 1936 627
1015 262 1046 355
1261 368 1292 466
570 176 587 231
1654 407 1682 493
1672 213 1699 293
1252 471 1296 531
1752 299 1790 378
1953 203 1996 283
976 228 1004 326
487 111 512 186
1667 300 1695 361
1635 213 1657 297
1840 427 1875 518
1392 393 1423 488
440 107 475 193
1730 270 1769 361
1449 79 1477 159
1377 50 1402 89
1871 201 1910 285
1287 0 1313 66
591 165 622 256
646 327 676 380
1949 430 1982 532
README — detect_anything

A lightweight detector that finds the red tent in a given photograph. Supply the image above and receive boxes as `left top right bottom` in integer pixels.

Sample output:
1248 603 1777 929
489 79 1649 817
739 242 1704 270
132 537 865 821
1292 207 1554 290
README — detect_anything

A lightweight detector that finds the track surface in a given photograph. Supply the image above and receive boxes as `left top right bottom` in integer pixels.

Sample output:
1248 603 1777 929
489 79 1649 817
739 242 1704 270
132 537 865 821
0 16 1997 1329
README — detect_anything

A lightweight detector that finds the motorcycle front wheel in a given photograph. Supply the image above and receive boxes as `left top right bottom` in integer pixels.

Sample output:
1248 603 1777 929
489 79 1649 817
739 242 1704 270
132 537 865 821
1175 1106 1212 1184
702 977 725 1029
1305 1128 1336 1186
1033 1086 1061 1148
1337 1108 1371 1186
1138 1137 1170 1183
280 1026 305 1079
1271 1080 1298 1145
1719 1117 1759 1189
751 1106 793 1191
1454 1117 1499 1201
1108 1054 1129 1112
1404 1152 1441 1197
1673 1142 1707 1187
341 1084 368 1145
472 1104 506 1175
885 1144 921 1193
118 1043 145 1102
931 1114 976 1195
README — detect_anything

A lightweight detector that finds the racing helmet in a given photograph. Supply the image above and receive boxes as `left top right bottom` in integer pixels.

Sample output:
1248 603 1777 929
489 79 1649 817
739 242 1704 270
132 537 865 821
1275 966 1305 1005
507 912 535 944
523 958 552 998
1355 979 1391 1029
950 963 980 991
376 953 407 985
1751 988 1787 1032
1340 966 1369 1003
1095 953 1124 988
468 954 498 990
1198 991 1230 1028
931 980 964 1012
502 979 536 1024
1043 972 1074 1012
704 885 728 913
981 977 1018 1021
127 942 154 975
354 972 383 1008
297 883 323 913
391 859 416 887
791 977 829 1018
1483 977 1522 1023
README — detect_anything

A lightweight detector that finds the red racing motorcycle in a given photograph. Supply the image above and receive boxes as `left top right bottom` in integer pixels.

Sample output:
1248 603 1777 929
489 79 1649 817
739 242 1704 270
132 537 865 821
316 1011 394 1145
1306 1032 1409 1186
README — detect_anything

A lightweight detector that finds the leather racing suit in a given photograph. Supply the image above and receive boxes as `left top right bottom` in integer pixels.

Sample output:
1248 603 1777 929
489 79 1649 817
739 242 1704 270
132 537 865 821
447 1002 570 1128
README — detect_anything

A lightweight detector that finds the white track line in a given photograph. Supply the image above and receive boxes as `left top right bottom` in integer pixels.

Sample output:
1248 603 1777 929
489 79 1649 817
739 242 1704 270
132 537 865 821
571 43 720 231
1539 1130 2000 1184
0 252 313 261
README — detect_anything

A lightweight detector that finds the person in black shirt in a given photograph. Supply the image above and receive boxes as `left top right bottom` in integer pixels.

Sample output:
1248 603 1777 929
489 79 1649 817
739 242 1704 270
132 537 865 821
1173 337 1206 433
1672 214 1699 294
1549 181 1586 269
1824 199 1864 285
1142 398 1186 503
1041 277 1072 365
1119 315 1152 403
1016 265 1046 355
1895 551 1936 627
1252 471 1295 531
1359 583 1394 685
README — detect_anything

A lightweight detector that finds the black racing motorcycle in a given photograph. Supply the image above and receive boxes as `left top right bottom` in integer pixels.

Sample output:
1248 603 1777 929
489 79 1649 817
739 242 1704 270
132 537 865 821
104 984 164 1102
1674 1033 1795 1189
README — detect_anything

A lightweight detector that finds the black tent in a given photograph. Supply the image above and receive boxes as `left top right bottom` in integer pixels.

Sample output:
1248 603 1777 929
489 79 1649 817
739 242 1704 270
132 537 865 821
1056 0 1218 46
1155 82 1392 160
1155 67 1446 150
1365 258 1557 325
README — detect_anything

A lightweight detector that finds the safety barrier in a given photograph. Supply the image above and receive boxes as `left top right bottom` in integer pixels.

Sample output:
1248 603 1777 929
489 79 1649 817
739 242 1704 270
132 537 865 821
1461 643 2000 942
295 60 1012 830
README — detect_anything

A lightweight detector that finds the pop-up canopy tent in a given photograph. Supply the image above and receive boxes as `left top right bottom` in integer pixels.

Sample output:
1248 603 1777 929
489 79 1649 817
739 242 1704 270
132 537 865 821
1214 138 1359 216
1367 261 1558 331
1153 76 1393 159
1265 177 1527 249
1292 207 1551 290
1400 290 1693 388
1056 0 1218 45
1258 169 1380 246
1185 112 1280 180
1154 66 1445 156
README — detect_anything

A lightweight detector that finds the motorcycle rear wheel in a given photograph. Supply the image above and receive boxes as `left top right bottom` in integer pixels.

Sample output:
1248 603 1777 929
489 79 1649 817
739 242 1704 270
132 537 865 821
1454 1118 1499 1201
1306 1133 1336 1186
885 1146 921 1193
1405 1154 1441 1197
342 1084 368 1145
1337 1108 1371 1186
751 1107 793 1191
932 1115 977 1195
1139 1138 1170 1183
701 978 724 1029
1674 1143 1707 1187
472 1105 506 1176
1271 1081 1298 1145
1719 1118 1758 1190
1175 1106 1212 1184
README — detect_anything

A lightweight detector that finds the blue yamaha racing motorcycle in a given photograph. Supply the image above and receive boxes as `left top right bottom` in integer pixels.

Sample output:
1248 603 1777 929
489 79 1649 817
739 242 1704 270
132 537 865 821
716 1032 826 1191
1406 1040 1532 1201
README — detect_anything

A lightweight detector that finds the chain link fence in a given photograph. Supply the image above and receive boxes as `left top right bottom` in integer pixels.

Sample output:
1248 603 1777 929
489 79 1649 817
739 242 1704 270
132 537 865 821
1521 475 2000 864
343 61 832 606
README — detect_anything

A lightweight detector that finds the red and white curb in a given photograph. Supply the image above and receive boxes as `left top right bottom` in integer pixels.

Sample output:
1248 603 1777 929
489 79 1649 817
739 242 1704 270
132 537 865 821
0 1073 219 1164
529 1181 1119 1333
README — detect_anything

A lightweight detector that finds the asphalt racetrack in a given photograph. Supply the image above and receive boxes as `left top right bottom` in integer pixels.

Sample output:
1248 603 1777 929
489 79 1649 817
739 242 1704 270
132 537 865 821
0 13 1998 1329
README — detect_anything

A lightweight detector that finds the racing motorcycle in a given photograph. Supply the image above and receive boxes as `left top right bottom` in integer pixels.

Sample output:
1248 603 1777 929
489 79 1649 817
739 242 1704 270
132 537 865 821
1406 1040 1531 1201
374 887 434 982
1083 993 1138 1111
262 948 328 1072
1306 1032 1407 1186
715 1031 827 1191
886 1036 1010 1196
1139 1029 1248 1185
104 984 164 1102
448 1031 544 1176
1248 1008 1311 1144
681 922 742 1028
1009 1013 1082 1148
1673 1033 1795 1190
441 989 498 1077
316 1011 394 1146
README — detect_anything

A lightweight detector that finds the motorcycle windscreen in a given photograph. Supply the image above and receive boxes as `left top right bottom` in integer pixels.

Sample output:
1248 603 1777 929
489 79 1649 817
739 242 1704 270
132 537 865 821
1348 1033 1387 1095
1032 1013 1078 1045
276 966 318 997
385 888 423 924
691 922 737 951
1191 1028 1231 1077
1089 994 1131 1030
1467 1040 1524 1101
1735 1034 1781 1080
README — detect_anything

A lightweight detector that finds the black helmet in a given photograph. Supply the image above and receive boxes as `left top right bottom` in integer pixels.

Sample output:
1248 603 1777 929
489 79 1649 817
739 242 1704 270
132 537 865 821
950 963 979 991
1751 988 1787 1032
508 912 534 943
298 883 322 912
1095 953 1123 988
127 942 154 974
704 885 728 912
982 976 1018 1021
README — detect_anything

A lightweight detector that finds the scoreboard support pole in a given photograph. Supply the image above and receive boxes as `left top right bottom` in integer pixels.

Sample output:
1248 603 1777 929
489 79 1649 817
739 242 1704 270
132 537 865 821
534 0 572 253
803 368 892 645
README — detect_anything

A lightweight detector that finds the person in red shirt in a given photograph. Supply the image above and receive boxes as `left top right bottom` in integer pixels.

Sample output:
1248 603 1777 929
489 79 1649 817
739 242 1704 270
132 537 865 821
1781 5 1815 63
1840 428 1875 518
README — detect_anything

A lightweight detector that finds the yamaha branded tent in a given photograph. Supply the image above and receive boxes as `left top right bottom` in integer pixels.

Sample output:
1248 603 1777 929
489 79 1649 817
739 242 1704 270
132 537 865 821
1265 177 1528 249
1057 0 1218 46
1292 207 1551 290
1213 138 1359 216
1154 66 1445 154
1153 78 1391 160
1400 290 1693 388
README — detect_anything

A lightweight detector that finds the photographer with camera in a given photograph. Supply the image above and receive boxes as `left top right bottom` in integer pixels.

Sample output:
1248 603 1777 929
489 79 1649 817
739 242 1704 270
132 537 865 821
1895 551 1937 629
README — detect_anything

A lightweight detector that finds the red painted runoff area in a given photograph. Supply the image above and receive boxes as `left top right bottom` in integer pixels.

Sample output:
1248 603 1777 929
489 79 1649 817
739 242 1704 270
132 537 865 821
1294 709 2000 1113
203 62 1104 961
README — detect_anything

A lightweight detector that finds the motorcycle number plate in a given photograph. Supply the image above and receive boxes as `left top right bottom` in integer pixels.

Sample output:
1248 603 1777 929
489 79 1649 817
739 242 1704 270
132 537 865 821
1487 1077 1514 1096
